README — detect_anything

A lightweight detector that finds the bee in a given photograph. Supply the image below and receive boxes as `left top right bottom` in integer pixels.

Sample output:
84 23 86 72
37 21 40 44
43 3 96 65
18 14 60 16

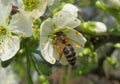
54 31 76 65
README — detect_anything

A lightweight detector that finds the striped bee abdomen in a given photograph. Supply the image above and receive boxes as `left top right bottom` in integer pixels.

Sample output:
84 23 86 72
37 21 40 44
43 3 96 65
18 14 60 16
63 44 76 65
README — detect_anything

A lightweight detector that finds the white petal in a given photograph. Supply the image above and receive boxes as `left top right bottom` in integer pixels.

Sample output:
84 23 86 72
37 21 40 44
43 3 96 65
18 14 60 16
40 18 53 37
95 22 107 33
10 11 33 37
47 0 55 6
0 0 12 23
17 0 25 10
13 0 18 6
41 41 56 64
0 36 20 61
31 0 47 19
66 29 86 55
62 4 79 17
53 11 81 28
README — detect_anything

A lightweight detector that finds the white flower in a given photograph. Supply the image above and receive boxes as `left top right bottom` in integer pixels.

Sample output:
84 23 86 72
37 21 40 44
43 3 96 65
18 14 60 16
40 10 86 65
61 4 79 17
17 0 55 19
94 22 107 33
0 0 33 61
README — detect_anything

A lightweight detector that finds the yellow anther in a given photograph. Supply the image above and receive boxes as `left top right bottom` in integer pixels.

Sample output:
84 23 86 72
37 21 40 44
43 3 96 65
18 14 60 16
2 48 5 52
9 1 14 6
0 28 2 32
55 14 58 17
59 14 63 17
74 19 78 22
10 36 14 40
75 44 81 49
42 42 45 46
17 18 21 22
50 58 55 63
43 0 46 2
49 38 53 42
6 16 9 21
7 42 10 46
23 32 27 36
75 31 81 36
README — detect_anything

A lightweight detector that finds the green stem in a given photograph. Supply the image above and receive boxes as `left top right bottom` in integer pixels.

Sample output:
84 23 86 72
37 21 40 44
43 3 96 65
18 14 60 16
26 55 33 84
30 55 41 75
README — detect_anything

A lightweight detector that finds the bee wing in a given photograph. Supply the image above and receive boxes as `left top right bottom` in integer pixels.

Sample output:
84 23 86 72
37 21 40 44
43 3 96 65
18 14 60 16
59 55 68 65
53 45 68 65
66 29 86 55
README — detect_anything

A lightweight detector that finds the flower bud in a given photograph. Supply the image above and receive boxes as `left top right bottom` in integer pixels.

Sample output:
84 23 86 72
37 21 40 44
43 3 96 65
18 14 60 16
79 21 107 34
96 1 107 11
108 0 120 7
94 22 107 33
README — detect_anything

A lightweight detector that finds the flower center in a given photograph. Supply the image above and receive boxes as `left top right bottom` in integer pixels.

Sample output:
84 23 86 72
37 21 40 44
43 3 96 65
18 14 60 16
0 24 11 44
49 27 72 43
23 0 41 11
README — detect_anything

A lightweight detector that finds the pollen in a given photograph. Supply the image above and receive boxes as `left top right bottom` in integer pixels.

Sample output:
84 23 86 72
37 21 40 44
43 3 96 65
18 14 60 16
75 44 81 49
75 31 81 36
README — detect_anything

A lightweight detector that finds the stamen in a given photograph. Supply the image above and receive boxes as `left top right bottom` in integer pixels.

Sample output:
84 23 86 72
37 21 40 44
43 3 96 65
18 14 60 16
2 48 5 53
50 58 55 63
42 42 45 46
59 14 63 17
74 19 78 22
17 18 21 22
23 0 41 11
75 44 81 49
75 31 81 36
55 14 58 17
10 36 14 40
49 38 53 42
23 32 27 36
43 0 46 2
7 42 10 46
9 1 14 6
6 16 9 21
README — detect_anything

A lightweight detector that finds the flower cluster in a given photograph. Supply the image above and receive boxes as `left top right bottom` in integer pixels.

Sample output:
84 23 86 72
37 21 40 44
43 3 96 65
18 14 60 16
0 0 107 65
0 0 32 61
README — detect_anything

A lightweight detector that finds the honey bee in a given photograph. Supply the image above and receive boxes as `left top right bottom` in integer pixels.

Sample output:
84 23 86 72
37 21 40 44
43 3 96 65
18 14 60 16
54 31 76 65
